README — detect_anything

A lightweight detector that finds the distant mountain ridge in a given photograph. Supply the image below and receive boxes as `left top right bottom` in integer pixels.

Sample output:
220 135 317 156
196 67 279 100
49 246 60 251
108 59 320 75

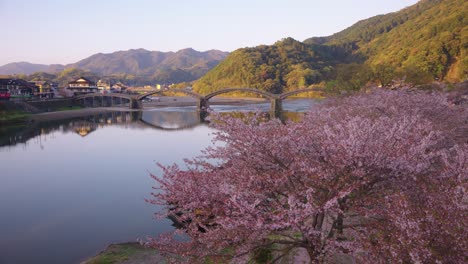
0 48 229 84
0 62 64 75
68 48 228 77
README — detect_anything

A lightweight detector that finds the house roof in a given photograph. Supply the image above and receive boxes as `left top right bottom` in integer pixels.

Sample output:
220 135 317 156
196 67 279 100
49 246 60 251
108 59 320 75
69 77 96 85
0 79 12 85
112 82 127 88
0 78 35 88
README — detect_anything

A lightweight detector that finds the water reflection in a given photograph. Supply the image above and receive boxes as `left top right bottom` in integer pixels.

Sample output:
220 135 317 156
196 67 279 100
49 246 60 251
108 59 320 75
0 111 203 148
0 111 141 148
0 103 312 148
0 111 216 264
141 110 202 130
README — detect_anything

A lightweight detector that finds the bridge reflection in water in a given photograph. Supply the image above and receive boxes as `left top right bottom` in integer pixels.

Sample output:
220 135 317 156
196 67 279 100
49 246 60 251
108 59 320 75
140 110 202 130
0 111 202 147
0 108 307 148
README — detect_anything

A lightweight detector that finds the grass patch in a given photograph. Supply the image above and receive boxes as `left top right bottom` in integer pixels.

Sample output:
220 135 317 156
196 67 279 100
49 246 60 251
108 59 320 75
84 242 162 264
0 110 30 124
251 246 274 264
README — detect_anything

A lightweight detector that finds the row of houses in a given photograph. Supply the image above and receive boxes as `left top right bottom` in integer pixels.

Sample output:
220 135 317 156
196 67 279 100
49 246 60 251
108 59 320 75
0 77 128 98
0 79 57 98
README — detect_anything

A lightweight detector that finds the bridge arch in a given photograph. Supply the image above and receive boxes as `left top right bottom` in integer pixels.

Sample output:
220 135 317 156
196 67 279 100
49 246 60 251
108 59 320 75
75 93 133 100
74 93 135 108
137 89 203 101
205 88 277 101
279 88 324 100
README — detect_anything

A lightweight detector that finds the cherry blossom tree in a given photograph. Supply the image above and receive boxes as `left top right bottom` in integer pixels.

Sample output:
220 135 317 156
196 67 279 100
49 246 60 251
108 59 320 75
146 89 467 263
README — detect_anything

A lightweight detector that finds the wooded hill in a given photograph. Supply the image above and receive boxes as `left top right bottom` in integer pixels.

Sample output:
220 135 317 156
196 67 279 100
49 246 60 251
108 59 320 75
194 0 467 95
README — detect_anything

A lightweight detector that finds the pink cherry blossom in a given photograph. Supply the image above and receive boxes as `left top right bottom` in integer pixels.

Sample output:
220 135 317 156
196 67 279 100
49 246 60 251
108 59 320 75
147 89 467 263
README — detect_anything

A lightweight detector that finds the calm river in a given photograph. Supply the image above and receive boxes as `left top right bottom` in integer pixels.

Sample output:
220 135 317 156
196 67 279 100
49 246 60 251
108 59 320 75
0 99 315 264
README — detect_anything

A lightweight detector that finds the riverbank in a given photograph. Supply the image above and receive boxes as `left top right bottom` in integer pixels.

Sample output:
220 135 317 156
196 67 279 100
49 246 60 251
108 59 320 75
0 101 31 125
29 107 126 122
0 110 30 125
82 243 164 264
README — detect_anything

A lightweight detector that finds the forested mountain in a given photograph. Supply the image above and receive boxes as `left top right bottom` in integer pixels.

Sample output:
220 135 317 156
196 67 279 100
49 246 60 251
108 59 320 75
306 0 467 82
194 0 467 94
0 48 228 85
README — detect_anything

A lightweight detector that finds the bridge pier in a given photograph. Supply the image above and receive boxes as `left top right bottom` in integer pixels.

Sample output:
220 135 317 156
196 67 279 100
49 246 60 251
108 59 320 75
131 111 142 121
270 97 282 119
197 97 208 112
111 111 117 123
130 98 143 109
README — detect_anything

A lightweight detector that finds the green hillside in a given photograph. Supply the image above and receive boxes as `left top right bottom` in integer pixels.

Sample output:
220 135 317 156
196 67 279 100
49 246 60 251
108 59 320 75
194 0 467 94
321 0 467 82
194 38 351 95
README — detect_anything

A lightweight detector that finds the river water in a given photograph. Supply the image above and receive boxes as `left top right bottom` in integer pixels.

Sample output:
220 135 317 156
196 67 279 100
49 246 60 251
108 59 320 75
0 99 316 264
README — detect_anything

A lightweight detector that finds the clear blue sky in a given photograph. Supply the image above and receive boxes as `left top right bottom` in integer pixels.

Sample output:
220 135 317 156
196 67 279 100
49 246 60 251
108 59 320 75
0 0 419 65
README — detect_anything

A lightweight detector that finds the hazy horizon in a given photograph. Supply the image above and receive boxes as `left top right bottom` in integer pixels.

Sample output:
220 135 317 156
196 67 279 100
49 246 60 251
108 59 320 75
0 0 419 66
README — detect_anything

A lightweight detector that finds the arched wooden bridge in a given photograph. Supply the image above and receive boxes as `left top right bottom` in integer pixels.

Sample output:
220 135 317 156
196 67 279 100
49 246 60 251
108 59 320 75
75 93 138 108
74 88 323 117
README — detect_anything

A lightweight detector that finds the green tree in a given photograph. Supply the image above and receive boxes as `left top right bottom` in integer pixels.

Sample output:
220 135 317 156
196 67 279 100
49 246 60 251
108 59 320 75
396 64 433 87
333 63 372 91
372 63 396 87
